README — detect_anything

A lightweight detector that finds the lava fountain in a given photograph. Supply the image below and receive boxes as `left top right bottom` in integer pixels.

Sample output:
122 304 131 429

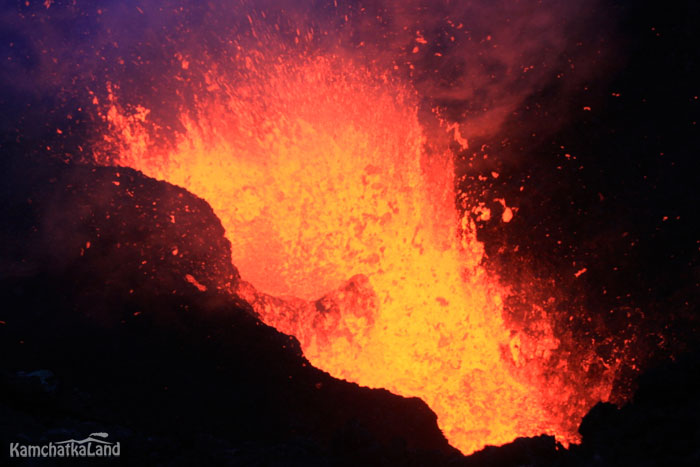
92 48 616 454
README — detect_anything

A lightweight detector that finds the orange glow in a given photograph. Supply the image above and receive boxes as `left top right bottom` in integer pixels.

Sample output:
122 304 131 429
92 53 618 454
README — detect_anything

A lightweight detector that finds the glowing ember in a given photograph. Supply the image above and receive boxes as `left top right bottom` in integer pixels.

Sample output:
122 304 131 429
92 52 616 454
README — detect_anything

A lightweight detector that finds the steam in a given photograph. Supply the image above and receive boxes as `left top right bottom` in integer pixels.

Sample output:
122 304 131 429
1 0 617 144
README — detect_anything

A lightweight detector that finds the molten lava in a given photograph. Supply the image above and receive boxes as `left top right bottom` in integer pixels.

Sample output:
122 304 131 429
92 52 617 454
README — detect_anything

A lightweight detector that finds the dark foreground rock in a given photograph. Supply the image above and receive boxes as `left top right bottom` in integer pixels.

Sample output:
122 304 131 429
0 156 457 465
1 154 699 466
566 352 700 466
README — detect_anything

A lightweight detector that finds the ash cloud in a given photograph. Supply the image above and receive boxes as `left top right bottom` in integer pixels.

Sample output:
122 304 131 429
0 0 619 148
332 0 618 138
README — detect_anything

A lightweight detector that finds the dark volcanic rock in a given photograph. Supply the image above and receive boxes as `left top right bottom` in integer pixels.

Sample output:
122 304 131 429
1 157 240 298
568 352 700 466
1 155 698 466
457 435 565 467
0 156 457 465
